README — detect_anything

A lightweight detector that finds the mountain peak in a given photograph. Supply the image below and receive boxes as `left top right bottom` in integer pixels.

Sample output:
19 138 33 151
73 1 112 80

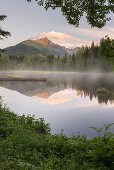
33 37 55 46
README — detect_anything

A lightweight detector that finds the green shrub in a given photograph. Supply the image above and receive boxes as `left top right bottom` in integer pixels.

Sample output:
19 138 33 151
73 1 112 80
0 98 114 169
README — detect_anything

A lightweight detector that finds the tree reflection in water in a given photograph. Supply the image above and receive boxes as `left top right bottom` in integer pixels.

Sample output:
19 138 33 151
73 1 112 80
0 72 113 104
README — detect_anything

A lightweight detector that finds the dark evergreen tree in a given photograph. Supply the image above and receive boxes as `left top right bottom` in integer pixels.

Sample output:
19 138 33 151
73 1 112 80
100 36 114 70
0 15 11 52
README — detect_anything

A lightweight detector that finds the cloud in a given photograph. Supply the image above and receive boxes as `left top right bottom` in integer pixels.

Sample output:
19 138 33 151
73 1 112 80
40 31 72 42
57 42 76 48
30 28 108 48
40 32 99 48
58 38 93 48
74 39 92 46
61 26 114 48
74 26 114 39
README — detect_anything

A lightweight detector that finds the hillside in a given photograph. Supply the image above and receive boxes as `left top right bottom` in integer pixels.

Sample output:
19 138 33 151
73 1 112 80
3 38 77 57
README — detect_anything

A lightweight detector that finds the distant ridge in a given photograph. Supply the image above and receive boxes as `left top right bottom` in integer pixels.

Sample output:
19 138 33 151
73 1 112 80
3 38 77 57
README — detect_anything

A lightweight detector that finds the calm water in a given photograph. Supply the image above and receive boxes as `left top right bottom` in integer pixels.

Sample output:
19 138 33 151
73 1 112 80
0 71 114 137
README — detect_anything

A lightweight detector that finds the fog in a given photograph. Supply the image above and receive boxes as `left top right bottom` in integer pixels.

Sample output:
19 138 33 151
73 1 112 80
0 70 114 90
0 70 114 79
0 70 114 137
0 70 114 104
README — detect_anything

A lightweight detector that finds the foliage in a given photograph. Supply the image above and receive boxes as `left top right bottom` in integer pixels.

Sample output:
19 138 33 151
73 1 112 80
0 98 114 169
0 16 10 39
0 15 11 40
27 0 114 28
100 36 114 70
0 15 11 52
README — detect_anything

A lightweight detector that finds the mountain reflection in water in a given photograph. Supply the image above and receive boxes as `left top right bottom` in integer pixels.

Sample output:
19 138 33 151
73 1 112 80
33 89 113 108
33 89 80 104
0 72 113 104
0 72 114 137
0 87 114 137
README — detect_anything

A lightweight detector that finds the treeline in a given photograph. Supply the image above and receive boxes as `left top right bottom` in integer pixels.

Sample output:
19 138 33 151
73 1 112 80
0 36 113 71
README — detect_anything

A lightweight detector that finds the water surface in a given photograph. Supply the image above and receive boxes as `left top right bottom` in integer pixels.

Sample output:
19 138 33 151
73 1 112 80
0 71 114 137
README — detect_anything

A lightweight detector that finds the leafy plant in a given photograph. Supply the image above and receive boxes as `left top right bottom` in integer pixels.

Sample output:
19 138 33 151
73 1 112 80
0 97 114 169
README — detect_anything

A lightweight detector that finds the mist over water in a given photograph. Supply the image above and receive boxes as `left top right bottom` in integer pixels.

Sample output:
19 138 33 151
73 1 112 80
0 70 114 137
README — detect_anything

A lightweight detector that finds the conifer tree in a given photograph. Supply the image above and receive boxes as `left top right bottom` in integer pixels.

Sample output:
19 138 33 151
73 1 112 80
0 15 11 52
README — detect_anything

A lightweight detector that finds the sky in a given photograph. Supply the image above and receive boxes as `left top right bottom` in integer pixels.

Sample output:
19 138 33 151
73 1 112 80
0 0 114 49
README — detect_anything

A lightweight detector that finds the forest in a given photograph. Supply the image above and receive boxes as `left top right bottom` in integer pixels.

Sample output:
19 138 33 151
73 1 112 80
0 36 114 72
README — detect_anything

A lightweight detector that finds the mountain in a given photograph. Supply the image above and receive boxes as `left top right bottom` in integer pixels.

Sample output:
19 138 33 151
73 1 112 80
33 37 55 46
66 47 77 55
3 38 77 57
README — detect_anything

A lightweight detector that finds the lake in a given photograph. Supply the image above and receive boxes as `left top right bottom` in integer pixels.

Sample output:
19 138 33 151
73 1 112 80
0 71 114 137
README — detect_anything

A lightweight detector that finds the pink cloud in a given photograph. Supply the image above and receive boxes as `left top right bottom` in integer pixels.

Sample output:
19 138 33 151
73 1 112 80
30 31 98 48
74 39 94 47
58 38 94 48
75 38 90 43
40 31 72 42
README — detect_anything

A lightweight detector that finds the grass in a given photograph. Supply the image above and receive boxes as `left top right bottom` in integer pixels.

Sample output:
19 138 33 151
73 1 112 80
0 97 114 169
7 75 25 78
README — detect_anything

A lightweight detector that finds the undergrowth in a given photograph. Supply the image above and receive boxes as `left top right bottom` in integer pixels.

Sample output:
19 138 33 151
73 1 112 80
0 97 114 170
